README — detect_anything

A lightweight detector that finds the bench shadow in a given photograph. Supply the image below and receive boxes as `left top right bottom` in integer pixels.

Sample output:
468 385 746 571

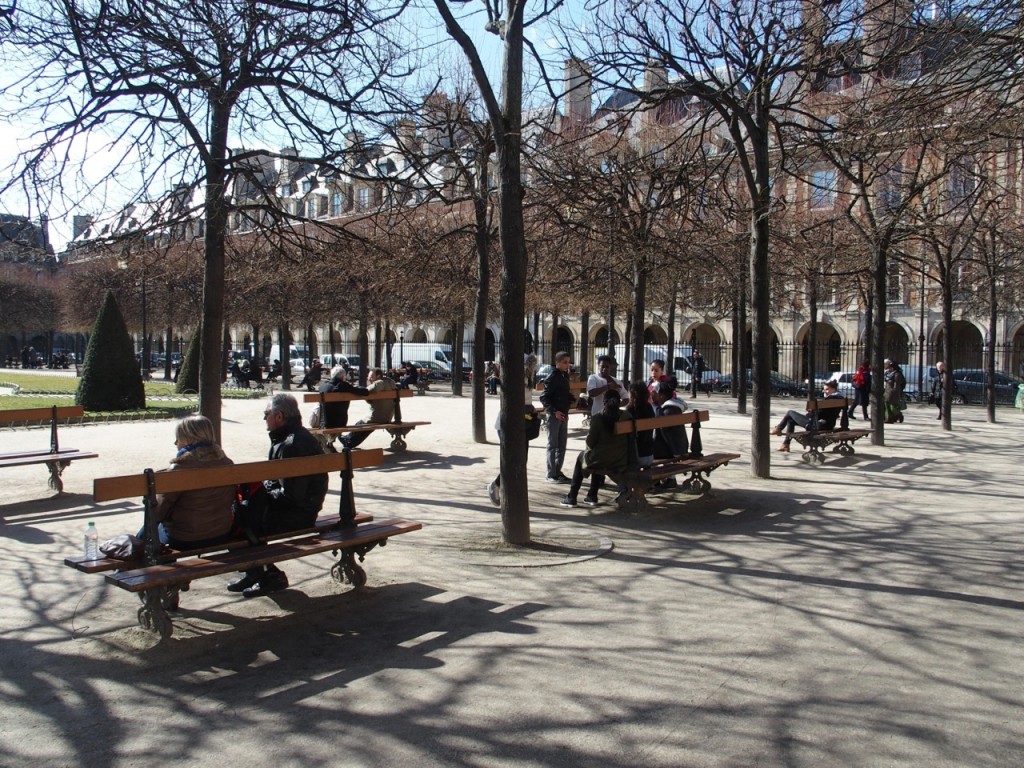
370 452 485 472
3 583 547 767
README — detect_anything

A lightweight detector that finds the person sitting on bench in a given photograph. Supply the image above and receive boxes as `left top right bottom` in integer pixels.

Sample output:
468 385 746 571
343 368 397 449
559 390 629 509
142 415 236 551
230 394 328 598
771 380 844 452
651 379 690 489
319 366 369 435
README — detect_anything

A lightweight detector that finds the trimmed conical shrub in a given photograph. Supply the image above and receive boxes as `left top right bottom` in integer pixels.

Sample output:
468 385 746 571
175 326 201 394
75 291 146 411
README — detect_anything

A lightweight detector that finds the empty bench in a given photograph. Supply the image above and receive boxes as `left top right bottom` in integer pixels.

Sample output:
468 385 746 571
790 397 870 464
305 388 429 451
0 405 97 492
611 410 740 513
64 448 422 638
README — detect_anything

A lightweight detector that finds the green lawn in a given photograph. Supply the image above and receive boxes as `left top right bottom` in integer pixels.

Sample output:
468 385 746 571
0 370 266 419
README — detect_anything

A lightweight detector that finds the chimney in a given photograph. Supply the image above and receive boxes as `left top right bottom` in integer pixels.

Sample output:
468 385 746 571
564 58 592 126
72 215 94 240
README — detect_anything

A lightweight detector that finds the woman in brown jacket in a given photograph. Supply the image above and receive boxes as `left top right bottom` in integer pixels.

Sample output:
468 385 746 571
151 415 236 549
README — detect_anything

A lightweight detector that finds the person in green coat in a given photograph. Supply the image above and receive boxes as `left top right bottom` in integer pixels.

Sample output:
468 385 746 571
559 390 631 508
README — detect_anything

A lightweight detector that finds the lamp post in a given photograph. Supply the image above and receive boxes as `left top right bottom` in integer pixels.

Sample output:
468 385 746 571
917 266 926 399
399 330 404 365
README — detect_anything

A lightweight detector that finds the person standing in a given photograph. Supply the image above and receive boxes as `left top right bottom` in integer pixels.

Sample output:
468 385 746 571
932 361 949 421
647 359 669 399
850 359 871 421
559 390 630 508
883 359 906 424
229 394 328 598
540 351 573 483
691 351 707 398
589 354 629 415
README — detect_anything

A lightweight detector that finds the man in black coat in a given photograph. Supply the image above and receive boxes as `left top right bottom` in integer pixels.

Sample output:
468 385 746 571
229 393 328 598
540 351 574 483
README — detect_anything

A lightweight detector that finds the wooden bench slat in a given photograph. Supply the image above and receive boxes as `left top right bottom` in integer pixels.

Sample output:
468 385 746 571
93 449 385 502
0 405 85 424
63 511 376 574
0 447 91 460
0 451 98 468
105 518 422 592
645 453 741 481
302 389 414 403
310 421 430 436
613 409 709 434
805 397 850 411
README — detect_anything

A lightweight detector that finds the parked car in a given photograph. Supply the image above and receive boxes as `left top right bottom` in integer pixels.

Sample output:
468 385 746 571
409 360 450 381
716 369 809 398
950 369 1020 405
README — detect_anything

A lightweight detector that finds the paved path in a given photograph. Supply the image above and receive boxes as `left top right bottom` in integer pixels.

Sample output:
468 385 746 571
1 392 1021 767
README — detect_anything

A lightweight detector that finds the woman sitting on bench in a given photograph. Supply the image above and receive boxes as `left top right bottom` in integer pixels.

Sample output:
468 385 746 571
141 415 236 550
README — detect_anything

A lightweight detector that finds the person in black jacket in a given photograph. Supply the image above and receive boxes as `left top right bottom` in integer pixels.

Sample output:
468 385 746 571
318 366 369 430
771 380 844 452
229 393 329 598
540 351 574 483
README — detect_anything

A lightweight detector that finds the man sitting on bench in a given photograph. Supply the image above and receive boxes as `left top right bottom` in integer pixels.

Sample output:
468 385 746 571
230 393 328 598
343 368 397 449
771 380 844 453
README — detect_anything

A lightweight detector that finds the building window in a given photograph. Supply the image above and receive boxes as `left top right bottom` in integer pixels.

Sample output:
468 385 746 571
809 169 837 209
886 260 902 303
331 191 343 216
307 198 318 219
356 187 370 210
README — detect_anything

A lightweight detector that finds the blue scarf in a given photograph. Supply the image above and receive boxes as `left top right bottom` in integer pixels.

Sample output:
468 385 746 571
176 440 213 458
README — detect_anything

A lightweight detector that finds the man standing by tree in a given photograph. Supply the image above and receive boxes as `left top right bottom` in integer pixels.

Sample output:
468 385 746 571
540 351 573 484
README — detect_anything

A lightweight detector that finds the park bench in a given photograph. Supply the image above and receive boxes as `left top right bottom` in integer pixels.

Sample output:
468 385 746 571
610 410 740 513
64 448 421 638
535 380 591 429
789 397 870 464
0 405 98 492
304 388 429 452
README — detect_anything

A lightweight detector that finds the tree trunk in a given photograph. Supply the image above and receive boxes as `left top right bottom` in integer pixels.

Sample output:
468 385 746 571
629 263 647 386
472 163 491 443
494 3 530 545
197 103 231 440
871 243 887 445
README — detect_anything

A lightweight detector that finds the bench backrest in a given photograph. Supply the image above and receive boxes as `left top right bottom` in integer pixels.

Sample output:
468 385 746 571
805 397 850 430
0 405 84 425
614 409 710 458
304 388 412 423
0 404 85 453
534 380 588 393
94 449 384 501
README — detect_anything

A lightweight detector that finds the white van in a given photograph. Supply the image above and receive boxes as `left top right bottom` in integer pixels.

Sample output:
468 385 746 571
268 344 309 376
389 343 463 373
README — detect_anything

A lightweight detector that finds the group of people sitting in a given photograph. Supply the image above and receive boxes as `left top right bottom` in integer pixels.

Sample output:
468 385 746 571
540 353 694 509
134 364 400 605
141 394 330 601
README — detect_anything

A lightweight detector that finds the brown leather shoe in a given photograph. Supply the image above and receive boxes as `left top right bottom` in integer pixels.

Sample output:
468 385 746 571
776 443 790 452
770 428 782 436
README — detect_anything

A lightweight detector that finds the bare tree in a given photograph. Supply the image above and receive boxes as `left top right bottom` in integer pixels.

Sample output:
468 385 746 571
3 0 409 434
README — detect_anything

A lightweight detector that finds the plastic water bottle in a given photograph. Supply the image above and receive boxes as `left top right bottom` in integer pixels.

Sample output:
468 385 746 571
83 521 99 559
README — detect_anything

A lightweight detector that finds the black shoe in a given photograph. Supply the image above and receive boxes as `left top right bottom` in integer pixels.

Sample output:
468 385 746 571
582 496 599 507
555 474 571 484
559 495 578 508
227 573 260 593
242 571 289 598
